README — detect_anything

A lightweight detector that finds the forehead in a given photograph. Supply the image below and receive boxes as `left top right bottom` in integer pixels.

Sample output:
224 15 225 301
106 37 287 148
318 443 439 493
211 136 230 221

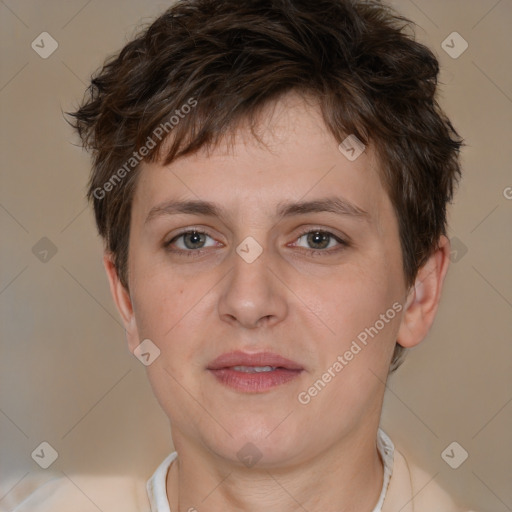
132 92 392 232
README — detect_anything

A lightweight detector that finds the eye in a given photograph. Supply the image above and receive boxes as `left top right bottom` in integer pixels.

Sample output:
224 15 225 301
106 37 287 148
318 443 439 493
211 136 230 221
166 230 218 252
292 229 347 253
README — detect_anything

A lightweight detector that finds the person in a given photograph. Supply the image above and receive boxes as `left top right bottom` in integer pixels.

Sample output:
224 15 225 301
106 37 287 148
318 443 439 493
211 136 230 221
9 0 477 510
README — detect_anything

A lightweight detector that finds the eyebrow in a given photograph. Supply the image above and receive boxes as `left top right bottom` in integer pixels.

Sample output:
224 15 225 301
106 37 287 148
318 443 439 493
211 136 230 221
145 196 370 224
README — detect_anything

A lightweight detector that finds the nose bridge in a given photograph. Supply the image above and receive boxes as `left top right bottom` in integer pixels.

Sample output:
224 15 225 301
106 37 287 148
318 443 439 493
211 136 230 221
232 243 271 292
217 239 288 328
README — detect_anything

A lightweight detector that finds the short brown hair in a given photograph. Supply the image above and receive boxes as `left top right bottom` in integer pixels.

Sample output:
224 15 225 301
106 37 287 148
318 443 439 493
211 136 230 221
69 0 463 372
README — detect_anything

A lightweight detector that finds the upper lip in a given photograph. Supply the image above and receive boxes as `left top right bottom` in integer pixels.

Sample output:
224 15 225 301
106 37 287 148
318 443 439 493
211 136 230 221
207 351 303 371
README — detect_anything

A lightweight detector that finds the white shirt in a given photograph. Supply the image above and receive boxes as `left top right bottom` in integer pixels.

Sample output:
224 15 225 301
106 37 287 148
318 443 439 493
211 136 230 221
146 428 395 512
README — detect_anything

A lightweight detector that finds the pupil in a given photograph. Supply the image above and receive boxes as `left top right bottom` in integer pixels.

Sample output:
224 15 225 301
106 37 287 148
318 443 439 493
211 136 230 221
308 231 329 249
184 231 205 249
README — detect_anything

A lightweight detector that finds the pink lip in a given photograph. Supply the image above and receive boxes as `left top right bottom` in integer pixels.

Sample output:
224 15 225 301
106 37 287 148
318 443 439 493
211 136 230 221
207 351 303 371
207 351 304 393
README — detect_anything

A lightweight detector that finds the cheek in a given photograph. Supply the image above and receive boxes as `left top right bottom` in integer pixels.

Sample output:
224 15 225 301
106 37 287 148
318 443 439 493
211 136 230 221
130 263 214 373
321 264 397 330
129 244 184 326
313 262 402 373
130 275 207 413
307 282 399 420
134 282 189 339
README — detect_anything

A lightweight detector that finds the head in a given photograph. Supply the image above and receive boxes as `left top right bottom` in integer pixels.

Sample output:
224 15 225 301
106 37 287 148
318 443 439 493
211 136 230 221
70 0 462 466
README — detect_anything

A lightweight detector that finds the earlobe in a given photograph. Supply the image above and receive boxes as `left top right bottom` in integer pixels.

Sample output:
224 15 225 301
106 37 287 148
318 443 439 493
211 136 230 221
397 236 451 349
103 253 140 353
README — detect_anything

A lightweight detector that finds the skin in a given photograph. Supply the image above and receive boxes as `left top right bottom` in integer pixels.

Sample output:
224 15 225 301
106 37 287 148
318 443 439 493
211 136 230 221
104 92 451 512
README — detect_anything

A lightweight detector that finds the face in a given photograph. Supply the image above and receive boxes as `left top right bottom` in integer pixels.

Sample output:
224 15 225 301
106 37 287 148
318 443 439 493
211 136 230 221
117 92 410 467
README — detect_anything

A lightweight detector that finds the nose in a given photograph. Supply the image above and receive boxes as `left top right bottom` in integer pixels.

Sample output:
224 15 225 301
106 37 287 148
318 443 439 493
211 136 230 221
217 246 288 329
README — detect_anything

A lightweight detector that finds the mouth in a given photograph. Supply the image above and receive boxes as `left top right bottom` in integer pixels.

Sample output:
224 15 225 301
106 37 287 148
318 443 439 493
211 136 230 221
207 351 303 393
230 365 280 372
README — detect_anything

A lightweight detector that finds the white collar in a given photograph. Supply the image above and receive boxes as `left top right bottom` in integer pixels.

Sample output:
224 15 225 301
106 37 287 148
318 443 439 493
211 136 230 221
147 428 395 512
147 450 177 512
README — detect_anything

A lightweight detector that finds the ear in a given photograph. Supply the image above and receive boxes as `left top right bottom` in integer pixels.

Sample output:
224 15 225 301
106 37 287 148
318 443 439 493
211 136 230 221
397 235 451 348
103 253 140 354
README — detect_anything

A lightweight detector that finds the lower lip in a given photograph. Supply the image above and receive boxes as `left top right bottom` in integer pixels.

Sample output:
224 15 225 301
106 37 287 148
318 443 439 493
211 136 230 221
208 368 302 392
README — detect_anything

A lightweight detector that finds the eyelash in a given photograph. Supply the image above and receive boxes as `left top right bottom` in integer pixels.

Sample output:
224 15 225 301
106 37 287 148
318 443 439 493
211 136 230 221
164 228 348 258
292 227 348 254
164 228 218 258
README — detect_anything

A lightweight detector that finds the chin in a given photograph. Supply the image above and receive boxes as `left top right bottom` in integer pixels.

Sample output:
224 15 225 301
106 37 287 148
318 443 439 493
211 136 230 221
207 414 304 467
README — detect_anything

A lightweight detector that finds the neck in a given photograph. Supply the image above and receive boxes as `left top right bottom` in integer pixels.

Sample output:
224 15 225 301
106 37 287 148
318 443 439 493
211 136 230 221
166 426 385 512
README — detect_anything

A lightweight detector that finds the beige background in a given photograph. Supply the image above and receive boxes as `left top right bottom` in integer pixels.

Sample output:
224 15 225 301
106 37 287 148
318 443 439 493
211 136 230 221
0 1 511 510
